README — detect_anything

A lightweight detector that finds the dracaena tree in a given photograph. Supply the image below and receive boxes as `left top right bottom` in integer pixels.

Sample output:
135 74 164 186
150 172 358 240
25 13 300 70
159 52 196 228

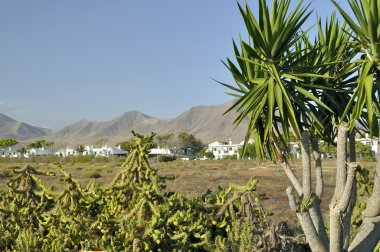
223 0 379 251
332 0 380 251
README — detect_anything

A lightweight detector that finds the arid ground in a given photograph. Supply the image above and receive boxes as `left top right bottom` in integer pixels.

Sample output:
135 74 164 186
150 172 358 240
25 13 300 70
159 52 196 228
0 158 375 225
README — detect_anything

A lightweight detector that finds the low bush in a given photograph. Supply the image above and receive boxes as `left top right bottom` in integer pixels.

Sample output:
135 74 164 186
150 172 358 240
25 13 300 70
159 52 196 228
157 155 176 162
358 155 376 162
83 168 102 179
0 170 11 178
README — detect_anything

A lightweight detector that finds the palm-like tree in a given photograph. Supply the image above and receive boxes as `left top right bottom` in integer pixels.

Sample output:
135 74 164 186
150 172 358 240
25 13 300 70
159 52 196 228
333 0 380 251
224 1 326 250
223 0 378 251
333 0 380 133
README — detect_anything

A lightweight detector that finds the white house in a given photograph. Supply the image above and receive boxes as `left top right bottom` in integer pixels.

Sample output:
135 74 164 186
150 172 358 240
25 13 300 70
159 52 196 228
55 145 127 157
84 145 127 157
27 147 55 156
356 134 378 155
107 146 128 156
207 139 240 160
150 146 172 155
1 147 20 158
56 147 76 157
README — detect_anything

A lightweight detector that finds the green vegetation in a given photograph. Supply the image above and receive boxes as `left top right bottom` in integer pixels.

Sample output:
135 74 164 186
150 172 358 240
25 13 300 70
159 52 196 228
0 139 19 149
74 145 86 156
83 169 102 178
156 155 176 162
198 148 215 159
238 143 256 160
26 139 54 149
318 141 373 158
222 0 380 251
0 132 309 251
155 132 204 155
117 139 135 152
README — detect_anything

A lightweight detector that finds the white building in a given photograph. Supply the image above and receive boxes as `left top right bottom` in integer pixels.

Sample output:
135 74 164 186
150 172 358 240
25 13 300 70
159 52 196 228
0 147 20 158
55 145 127 157
27 147 55 156
56 147 76 157
84 145 127 157
150 147 172 155
289 142 300 159
207 139 240 160
356 134 378 155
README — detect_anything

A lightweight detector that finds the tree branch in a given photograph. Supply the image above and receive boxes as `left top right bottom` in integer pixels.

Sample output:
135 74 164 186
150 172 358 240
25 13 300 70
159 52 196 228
272 135 303 196
312 137 324 199
348 215 380 252
337 163 357 212
301 131 312 196
362 139 380 217
344 130 357 249
334 122 348 200
286 186 297 211
286 187 328 252
282 161 303 196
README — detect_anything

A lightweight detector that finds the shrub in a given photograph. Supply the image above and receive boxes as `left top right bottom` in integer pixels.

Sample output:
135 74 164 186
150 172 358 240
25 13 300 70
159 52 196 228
157 155 176 162
0 170 11 178
359 155 376 162
84 169 102 178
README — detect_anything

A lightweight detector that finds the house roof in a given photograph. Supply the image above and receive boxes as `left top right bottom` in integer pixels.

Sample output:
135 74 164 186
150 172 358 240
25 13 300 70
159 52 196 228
209 141 222 146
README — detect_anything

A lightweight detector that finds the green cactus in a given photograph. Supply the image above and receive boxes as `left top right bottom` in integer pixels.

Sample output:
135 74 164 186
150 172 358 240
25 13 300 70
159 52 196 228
0 132 281 251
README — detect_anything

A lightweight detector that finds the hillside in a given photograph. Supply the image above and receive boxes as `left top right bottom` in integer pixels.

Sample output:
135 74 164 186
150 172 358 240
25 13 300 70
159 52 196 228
45 101 248 145
0 113 52 140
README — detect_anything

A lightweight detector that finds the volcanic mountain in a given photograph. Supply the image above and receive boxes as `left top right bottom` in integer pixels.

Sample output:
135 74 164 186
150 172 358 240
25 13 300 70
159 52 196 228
0 113 52 140
45 100 248 145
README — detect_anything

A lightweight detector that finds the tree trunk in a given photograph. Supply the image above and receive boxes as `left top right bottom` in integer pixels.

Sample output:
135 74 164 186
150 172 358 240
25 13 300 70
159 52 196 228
343 130 357 249
272 136 303 195
330 163 357 252
301 131 311 196
310 137 329 247
285 132 329 251
348 216 380 252
349 130 356 162
312 137 324 199
349 137 380 251
330 123 356 252
334 123 348 199
286 187 328 252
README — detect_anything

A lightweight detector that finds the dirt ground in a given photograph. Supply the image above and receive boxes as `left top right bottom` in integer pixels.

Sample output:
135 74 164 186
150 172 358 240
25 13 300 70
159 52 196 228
0 158 375 225
155 159 338 224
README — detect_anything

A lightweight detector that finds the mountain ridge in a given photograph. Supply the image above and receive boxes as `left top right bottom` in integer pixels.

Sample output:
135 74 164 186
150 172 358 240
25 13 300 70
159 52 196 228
0 101 247 145
0 113 52 140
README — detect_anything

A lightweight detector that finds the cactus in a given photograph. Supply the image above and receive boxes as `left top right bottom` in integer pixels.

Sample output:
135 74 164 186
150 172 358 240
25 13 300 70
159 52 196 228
0 132 297 251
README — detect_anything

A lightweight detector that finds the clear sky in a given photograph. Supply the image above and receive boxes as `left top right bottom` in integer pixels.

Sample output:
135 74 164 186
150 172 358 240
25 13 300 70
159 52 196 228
0 0 351 130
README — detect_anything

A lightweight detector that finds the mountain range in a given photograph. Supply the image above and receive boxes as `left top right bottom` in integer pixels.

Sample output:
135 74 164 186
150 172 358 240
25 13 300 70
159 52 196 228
0 101 248 146
0 113 52 140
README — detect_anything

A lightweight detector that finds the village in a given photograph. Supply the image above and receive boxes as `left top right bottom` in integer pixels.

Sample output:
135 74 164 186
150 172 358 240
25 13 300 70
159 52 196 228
0 134 378 160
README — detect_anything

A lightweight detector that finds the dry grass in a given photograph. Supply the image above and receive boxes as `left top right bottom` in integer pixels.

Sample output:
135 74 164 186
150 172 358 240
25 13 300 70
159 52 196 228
0 157 375 224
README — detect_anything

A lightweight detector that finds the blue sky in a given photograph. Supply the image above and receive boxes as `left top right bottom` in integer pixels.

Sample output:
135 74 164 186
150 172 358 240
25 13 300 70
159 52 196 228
0 0 351 129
